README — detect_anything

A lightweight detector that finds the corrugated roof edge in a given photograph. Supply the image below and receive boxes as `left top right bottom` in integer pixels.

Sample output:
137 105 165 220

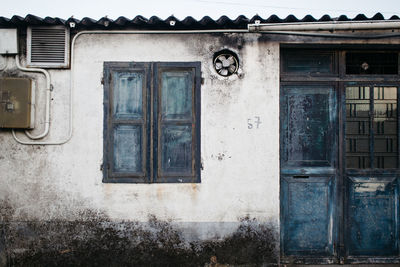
0 13 399 30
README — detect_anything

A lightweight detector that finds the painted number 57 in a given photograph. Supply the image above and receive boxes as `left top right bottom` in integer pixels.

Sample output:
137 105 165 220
247 116 262 129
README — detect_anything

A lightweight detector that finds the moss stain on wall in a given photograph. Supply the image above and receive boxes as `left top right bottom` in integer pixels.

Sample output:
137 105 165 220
0 201 278 267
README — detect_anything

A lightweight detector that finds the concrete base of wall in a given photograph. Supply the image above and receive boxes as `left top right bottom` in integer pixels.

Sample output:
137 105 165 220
1 216 278 266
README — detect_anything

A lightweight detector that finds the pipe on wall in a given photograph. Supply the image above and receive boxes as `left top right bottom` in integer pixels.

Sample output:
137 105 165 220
10 23 400 145
14 55 51 140
248 20 400 32
12 29 249 145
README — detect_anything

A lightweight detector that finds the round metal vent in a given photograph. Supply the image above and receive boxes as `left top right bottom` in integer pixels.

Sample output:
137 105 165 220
213 50 239 77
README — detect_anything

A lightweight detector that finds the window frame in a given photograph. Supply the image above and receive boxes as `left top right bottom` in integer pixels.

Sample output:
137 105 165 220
103 61 201 183
280 47 400 173
344 82 400 175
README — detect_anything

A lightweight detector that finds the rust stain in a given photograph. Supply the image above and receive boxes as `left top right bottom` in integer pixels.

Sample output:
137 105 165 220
176 184 200 202
103 184 114 199
190 184 200 201
156 186 164 200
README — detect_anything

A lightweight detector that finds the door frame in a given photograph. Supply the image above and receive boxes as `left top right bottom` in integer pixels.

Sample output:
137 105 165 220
279 46 400 264
280 81 340 265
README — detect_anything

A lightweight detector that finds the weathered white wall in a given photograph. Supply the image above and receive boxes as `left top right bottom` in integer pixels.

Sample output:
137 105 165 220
0 33 280 237
2 29 400 243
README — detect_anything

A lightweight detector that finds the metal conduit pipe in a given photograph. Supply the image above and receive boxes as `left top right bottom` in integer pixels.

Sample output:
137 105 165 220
248 20 400 32
13 50 67 145
14 55 51 139
12 28 248 145
11 25 400 145
253 31 400 39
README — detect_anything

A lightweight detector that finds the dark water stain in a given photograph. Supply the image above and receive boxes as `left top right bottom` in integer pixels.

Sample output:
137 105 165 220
215 33 246 51
0 201 278 267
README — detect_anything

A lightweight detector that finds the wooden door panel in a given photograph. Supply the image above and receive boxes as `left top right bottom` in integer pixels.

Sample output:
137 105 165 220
281 176 336 257
280 84 338 262
347 177 399 256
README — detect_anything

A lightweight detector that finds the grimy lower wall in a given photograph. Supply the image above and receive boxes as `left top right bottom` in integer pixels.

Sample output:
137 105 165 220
2 31 399 266
0 33 280 266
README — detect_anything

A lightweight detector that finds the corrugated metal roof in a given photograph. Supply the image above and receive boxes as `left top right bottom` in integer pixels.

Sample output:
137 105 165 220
0 13 399 30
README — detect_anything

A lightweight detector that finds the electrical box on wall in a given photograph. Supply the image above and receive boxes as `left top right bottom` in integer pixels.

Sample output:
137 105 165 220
0 29 18 54
0 78 35 129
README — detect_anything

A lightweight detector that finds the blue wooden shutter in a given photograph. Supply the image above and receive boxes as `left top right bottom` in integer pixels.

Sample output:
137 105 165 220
103 62 200 183
103 62 151 183
154 62 201 183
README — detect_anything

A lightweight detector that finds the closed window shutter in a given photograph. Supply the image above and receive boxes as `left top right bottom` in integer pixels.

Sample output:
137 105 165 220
103 62 200 183
103 63 150 183
158 69 195 178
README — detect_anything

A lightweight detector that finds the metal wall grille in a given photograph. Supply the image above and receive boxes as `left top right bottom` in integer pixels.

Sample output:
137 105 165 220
27 26 69 68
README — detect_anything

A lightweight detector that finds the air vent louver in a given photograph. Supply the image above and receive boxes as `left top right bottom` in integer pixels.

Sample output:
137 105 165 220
27 26 70 68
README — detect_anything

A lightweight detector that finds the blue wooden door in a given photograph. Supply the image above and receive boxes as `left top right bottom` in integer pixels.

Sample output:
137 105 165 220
280 49 400 264
344 85 400 263
280 84 339 264
281 83 400 264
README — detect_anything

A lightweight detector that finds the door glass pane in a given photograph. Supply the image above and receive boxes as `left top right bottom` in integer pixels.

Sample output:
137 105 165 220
346 53 398 75
284 87 335 167
346 87 371 168
373 87 398 168
113 72 144 119
161 71 193 120
282 51 335 74
288 94 328 161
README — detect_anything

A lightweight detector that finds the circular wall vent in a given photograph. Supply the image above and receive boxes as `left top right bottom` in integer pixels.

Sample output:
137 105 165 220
213 50 239 77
